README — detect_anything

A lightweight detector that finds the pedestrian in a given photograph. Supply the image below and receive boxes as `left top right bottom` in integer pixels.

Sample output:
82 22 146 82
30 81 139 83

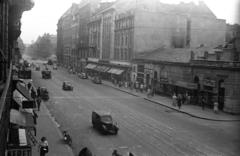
27 82 32 90
112 149 120 156
37 97 42 111
152 86 155 96
129 152 134 156
118 81 122 88
213 100 219 114
37 86 41 98
136 82 139 92
38 137 49 156
140 84 143 93
31 88 37 100
177 94 182 109
172 93 177 106
202 98 206 110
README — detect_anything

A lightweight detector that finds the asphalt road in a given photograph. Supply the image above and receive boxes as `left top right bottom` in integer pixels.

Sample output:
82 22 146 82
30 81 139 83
30 61 240 156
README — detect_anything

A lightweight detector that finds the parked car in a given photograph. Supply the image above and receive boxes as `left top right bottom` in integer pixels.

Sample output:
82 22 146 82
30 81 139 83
62 81 73 91
78 72 88 79
42 70 51 79
43 61 47 65
53 64 57 70
92 76 101 84
40 87 49 101
92 111 119 135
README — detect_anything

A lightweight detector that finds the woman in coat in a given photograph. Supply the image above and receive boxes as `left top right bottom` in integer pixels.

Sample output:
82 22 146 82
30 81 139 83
38 137 49 156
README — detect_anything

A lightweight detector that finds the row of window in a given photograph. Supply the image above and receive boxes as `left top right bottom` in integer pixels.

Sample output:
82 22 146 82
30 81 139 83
115 17 134 30
115 32 133 46
114 48 132 60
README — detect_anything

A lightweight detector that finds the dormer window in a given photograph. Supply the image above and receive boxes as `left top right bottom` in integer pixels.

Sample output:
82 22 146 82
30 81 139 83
204 51 208 59
190 51 194 60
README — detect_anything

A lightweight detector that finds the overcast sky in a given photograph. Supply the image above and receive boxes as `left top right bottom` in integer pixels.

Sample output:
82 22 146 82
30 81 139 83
21 0 240 44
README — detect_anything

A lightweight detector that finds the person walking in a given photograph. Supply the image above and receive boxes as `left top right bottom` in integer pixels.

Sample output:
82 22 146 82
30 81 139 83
172 93 177 106
33 111 38 136
202 98 206 110
37 86 41 98
213 101 219 114
136 82 139 92
31 88 37 100
177 94 182 109
37 97 42 111
27 82 32 90
38 137 49 156
140 84 143 93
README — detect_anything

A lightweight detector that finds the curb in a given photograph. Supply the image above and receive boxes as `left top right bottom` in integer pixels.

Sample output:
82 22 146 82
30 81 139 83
103 83 240 122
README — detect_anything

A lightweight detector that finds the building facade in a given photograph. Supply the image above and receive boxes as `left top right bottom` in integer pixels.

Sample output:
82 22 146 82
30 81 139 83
0 0 35 155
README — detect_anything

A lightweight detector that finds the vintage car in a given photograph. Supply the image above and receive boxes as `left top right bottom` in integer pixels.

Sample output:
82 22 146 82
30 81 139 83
35 65 40 71
92 111 119 135
62 81 73 91
78 73 88 79
43 61 47 65
42 70 51 79
68 69 74 74
53 64 58 70
40 87 49 101
92 76 101 84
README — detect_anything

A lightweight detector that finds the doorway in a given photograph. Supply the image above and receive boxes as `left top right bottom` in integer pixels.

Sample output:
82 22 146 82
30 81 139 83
218 80 225 110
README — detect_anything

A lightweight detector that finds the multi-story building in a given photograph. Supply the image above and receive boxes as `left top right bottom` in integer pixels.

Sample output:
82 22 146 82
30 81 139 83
0 1 34 155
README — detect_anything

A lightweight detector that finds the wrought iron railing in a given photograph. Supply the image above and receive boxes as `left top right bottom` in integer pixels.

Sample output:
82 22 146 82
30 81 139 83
0 62 12 155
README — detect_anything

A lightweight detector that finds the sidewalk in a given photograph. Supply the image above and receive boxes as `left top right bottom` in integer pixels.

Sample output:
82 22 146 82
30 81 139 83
101 80 240 122
31 101 75 156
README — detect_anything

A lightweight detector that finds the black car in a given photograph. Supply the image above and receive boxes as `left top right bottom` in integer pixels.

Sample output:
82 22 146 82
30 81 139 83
92 111 119 135
92 77 101 84
42 70 51 79
62 81 73 91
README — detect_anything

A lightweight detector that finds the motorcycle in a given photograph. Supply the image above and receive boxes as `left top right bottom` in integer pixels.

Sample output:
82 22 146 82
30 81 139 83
63 130 72 146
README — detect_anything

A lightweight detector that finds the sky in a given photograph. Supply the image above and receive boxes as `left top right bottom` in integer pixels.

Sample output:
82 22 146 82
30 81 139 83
21 0 240 44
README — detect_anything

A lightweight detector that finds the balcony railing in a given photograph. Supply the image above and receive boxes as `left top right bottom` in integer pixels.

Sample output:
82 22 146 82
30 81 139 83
190 60 240 68
0 62 12 155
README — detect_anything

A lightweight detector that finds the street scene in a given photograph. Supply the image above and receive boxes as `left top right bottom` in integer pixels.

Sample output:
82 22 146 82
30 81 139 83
0 0 240 156
27 61 239 156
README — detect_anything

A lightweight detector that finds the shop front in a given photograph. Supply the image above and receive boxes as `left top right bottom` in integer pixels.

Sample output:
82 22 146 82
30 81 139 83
202 78 217 107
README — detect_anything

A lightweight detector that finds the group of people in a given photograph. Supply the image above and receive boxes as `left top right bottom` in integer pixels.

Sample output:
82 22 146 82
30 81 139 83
28 82 42 111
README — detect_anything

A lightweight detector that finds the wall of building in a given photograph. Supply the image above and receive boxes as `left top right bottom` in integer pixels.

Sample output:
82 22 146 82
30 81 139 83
189 17 226 48
133 11 187 56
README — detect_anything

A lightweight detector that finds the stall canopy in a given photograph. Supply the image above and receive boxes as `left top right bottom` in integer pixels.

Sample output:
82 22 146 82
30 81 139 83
102 66 111 72
10 109 35 128
16 82 33 101
88 64 97 69
85 63 93 69
13 90 34 114
115 69 124 75
112 68 121 74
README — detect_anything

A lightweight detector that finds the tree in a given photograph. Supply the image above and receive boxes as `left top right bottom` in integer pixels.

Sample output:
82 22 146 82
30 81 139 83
27 33 56 59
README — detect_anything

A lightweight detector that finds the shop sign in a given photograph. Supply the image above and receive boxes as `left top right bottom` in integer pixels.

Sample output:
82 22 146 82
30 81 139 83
22 100 35 109
18 70 31 79
203 79 216 87
176 81 198 90
8 147 31 156
144 68 153 74
160 77 168 84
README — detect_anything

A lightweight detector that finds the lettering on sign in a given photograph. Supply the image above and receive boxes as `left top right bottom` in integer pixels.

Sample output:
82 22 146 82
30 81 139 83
203 79 216 87
160 77 168 83
144 68 153 74
8 148 31 156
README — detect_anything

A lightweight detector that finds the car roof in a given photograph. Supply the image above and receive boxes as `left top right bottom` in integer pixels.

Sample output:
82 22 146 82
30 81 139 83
64 81 70 83
92 110 111 116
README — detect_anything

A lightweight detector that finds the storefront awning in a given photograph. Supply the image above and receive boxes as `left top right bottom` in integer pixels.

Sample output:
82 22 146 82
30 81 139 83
112 68 121 74
102 66 111 72
115 69 124 75
10 109 35 128
85 63 93 69
107 68 114 73
13 90 35 114
89 64 97 69
16 82 33 101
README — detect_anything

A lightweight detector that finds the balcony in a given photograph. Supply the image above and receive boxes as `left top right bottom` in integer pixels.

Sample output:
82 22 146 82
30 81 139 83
190 60 240 68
